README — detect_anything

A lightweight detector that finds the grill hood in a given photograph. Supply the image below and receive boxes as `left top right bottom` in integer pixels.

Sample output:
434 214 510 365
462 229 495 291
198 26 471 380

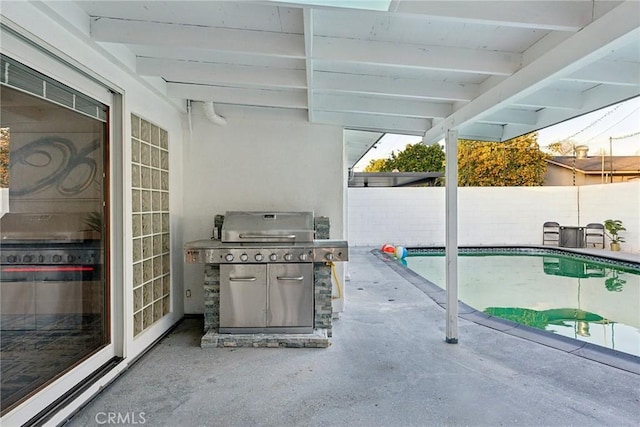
0 213 100 243
221 211 315 243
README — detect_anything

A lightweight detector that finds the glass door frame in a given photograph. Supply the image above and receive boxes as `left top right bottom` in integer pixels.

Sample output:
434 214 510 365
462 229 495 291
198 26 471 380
0 24 124 426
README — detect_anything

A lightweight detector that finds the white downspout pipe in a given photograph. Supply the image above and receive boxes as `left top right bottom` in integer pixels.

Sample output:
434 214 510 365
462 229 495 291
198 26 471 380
187 100 193 143
202 101 227 126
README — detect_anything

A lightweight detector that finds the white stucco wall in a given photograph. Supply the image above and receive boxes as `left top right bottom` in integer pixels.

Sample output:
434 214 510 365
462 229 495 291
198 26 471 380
182 105 345 313
348 182 640 254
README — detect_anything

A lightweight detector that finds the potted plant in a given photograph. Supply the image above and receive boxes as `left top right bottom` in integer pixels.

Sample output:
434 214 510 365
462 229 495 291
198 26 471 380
604 219 625 251
85 211 102 232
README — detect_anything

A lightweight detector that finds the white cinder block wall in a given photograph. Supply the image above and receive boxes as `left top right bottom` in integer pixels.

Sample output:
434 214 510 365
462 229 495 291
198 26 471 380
348 188 445 246
580 182 639 251
458 187 578 246
348 182 639 253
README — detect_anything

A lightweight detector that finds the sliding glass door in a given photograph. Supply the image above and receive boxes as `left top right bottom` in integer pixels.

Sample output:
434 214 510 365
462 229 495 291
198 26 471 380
0 56 110 416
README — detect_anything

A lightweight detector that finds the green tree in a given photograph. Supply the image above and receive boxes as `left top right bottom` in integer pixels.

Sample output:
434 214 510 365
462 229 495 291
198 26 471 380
0 127 9 188
458 132 548 186
382 143 445 172
546 140 577 155
363 158 387 172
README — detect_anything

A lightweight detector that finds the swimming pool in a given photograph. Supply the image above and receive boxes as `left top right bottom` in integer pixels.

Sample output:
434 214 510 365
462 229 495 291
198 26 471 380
403 248 640 357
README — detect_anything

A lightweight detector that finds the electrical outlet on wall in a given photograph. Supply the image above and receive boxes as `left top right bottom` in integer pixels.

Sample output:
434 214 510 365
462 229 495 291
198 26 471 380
186 289 191 298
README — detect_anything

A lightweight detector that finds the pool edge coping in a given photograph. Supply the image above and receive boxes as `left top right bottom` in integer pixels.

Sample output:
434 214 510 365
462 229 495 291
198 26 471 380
371 247 640 376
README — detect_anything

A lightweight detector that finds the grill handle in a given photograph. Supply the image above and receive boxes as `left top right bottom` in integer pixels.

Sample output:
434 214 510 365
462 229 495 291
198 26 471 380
276 276 304 281
238 233 297 240
229 277 257 282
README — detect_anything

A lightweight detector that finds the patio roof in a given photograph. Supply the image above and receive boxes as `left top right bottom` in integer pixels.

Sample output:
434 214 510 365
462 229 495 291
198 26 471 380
348 171 443 187
45 0 639 165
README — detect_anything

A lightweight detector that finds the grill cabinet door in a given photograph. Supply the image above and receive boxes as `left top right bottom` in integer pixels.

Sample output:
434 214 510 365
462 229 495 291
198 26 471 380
220 264 267 329
267 263 313 329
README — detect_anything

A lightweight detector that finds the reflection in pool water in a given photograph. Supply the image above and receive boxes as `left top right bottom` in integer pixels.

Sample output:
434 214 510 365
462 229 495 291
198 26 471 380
405 252 640 357
483 307 603 332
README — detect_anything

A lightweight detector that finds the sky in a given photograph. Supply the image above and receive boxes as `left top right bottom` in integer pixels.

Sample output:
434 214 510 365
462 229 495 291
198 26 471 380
353 96 640 171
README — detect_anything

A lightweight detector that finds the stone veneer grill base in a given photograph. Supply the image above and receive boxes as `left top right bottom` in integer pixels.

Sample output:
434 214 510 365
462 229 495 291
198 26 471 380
201 329 329 348
200 216 334 348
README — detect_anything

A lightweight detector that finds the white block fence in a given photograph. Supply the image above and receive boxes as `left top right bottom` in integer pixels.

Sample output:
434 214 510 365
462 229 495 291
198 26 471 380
347 182 639 254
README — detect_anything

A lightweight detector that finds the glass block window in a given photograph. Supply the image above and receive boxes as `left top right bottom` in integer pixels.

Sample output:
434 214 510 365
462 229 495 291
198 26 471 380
131 114 170 337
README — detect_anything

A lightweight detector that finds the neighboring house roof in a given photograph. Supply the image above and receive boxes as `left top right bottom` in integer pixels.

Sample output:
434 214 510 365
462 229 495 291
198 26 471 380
547 156 640 175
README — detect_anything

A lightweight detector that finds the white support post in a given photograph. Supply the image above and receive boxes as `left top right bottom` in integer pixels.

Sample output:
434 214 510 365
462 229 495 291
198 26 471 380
445 129 459 344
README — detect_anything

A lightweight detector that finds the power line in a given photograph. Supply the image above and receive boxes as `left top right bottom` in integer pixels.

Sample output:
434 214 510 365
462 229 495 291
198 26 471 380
581 106 640 144
611 130 640 141
554 104 622 143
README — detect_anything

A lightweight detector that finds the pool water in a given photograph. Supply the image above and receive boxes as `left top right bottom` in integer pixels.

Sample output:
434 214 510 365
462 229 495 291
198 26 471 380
405 251 640 357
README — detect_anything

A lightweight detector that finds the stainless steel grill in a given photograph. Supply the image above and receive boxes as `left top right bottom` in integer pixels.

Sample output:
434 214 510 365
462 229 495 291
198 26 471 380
184 211 348 334
0 213 104 332
185 211 348 265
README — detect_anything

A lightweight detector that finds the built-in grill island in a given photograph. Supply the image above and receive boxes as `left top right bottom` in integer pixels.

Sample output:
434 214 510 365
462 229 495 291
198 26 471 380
184 211 348 348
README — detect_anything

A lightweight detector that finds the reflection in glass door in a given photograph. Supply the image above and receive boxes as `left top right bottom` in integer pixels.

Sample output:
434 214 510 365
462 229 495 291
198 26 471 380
0 58 109 415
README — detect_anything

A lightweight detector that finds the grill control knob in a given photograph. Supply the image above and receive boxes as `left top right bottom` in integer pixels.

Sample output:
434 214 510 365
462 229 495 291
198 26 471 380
225 254 234 262
38 255 45 263
240 253 249 262
67 255 75 263
283 253 293 262
52 255 62 263
7 255 17 263
23 255 33 263
269 254 278 261
298 253 308 261
255 253 264 262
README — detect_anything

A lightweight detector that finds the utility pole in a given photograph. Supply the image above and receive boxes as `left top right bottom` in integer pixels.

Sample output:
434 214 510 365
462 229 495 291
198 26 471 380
572 143 576 186
600 148 605 184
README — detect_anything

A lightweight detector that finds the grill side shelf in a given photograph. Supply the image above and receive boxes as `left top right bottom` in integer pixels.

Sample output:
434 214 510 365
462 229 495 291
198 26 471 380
313 240 349 262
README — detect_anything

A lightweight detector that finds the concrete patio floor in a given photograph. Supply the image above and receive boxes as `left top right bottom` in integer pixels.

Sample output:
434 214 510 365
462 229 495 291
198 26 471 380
65 247 640 426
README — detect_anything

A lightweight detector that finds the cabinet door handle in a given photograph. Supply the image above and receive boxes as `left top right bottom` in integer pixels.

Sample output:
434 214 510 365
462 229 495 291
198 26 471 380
276 276 304 281
229 277 257 282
